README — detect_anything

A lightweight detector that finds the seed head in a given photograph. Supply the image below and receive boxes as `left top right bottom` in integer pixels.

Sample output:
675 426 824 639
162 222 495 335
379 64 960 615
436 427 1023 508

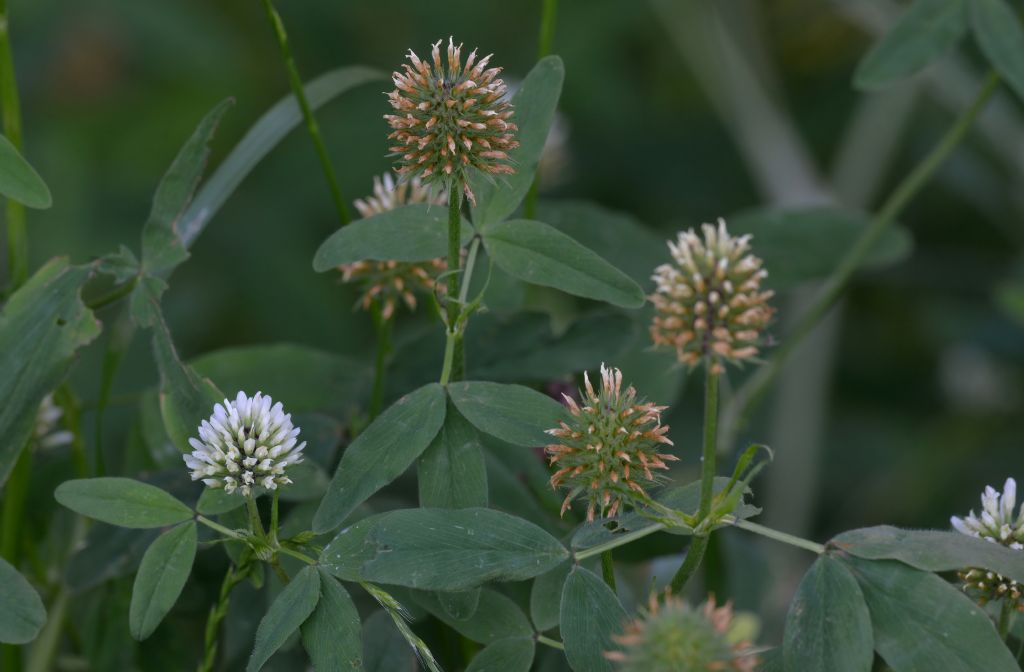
385 37 519 205
183 391 305 497
339 173 448 320
650 219 775 375
952 477 1024 609
545 364 677 521
605 591 759 672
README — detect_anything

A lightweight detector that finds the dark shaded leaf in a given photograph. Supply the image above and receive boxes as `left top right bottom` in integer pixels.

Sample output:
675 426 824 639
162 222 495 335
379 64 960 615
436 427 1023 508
418 402 488 509
466 637 535 672
447 381 568 447
410 588 532 643
972 0 1024 102
560 566 625 672
129 521 198 640
0 558 46 644
300 570 362 671
55 477 193 529
247 565 321 672
0 133 51 208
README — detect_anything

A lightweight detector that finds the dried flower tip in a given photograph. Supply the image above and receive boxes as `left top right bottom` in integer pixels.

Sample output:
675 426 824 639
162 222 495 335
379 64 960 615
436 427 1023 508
650 218 775 374
385 37 519 204
183 391 305 497
545 363 677 521
952 477 1024 609
34 394 73 449
606 591 759 672
339 172 448 320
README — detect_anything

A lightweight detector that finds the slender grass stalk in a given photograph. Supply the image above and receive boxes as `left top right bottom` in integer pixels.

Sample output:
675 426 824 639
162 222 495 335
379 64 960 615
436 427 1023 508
259 0 350 226
600 549 617 592
721 71 1001 447
669 367 719 592
523 0 559 220
369 303 393 419
0 0 26 290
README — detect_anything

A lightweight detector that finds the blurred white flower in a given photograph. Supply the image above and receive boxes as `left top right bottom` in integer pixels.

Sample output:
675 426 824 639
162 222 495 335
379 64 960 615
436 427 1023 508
951 477 1024 549
183 391 305 497
35 394 72 449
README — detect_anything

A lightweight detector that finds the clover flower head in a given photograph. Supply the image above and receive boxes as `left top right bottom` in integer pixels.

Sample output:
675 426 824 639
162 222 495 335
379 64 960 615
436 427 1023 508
339 172 448 320
650 219 775 375
385 37 519 205
34 394 72 449
952 477 1024 608
183 391 305 497
606 592 759 672
545 363 677 521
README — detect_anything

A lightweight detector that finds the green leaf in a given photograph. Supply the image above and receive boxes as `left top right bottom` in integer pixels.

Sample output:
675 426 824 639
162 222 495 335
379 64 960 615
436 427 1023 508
141 98 233 276
418 402 488 509
971 0 1024 102
362 609 415 671
150 310 224 454
483 219 645 308
0 259 100 485
129 521 197 640
841 555 1018 671
320 507 569 591
467 311 637 383
831 525 1024 585
300 570 362 672
0 133 51 208
0 558 46 644
470 55 565 227
466 637 536 672
560 566 626 672
537 200 666 287
313 204 473 271
54 477 193 529
183 66 384 250
447 381 568 447
854 0 967 89
410 588 533 643
190 343 371 415
783 555 872 672
727 207 912 291
437 589 482 621
530 560 572 632
313 383 447 533
247 565 321 672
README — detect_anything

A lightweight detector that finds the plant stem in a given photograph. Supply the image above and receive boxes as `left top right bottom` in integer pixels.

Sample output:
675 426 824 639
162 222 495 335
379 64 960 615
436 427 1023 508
440 189 464 385
0 0 26 290
369 304 392 419
600 549 617 592
536 634 565 651
732 519 825 555
198 565 244 672
276 545 317 565
246 495 265 539
270 558 290 585
573 522 665 561
999 600 1014 641
196 515 246 540
86 275 138 311
669 367 719 592
25 586 68 672
524 0 559 219
259 0 350 226
722 71 1001 445
270 489 280 541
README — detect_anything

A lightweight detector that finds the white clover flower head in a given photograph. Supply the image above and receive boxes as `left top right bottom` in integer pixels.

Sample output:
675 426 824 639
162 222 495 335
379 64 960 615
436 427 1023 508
951 477 1024 549
183 391 305 497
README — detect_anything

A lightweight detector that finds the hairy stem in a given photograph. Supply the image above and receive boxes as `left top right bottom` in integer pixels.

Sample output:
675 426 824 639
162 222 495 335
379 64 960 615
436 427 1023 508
722 71 1001 445
198 565 245 672
669 367 719 592
600 549 617 592
732 519 824 555
440 190 464 385
0 0 26 290
259 0 350 225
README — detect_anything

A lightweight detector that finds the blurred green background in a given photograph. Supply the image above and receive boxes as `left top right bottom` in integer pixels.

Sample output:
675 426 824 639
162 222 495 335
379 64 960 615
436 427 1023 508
6 0 1024 664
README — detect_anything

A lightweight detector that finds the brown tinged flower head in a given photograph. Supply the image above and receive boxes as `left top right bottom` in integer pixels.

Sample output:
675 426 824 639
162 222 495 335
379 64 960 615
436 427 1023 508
650 218 775 375
338 172 448 321
545 363 677 521
385 37 519 205
605 591 759 672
